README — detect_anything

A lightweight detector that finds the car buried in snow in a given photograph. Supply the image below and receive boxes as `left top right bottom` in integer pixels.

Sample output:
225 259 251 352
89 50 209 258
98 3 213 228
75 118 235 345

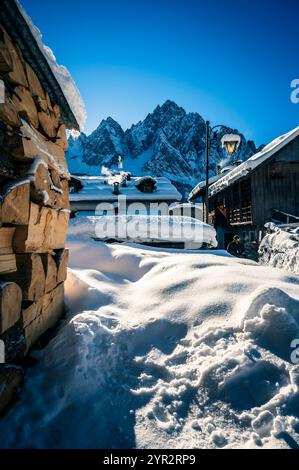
68 213 217 249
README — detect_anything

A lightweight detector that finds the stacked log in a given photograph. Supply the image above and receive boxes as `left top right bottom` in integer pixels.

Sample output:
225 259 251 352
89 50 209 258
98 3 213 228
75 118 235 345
0 25 70 413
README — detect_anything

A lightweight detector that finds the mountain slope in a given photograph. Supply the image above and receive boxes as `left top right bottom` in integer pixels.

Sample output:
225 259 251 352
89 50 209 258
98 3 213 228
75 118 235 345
67 100 258 198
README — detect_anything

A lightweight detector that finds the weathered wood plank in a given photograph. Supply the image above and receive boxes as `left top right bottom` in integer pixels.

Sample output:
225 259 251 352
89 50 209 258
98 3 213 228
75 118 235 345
0 227 15 254
2 29 28 88
12 85 39 129
0 90 22 128
56 124 68 151
13 203 69 253
0 281 22 334
0 254 46 301
0 254 16 274
41 253 57 294
38 110 57 138
7 121 69 178
25 62 45 100
22 283 64 352
0 179 30 225
55 248 69 284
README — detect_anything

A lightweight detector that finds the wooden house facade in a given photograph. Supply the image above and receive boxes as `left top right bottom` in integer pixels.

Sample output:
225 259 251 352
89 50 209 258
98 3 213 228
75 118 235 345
189 127 299 251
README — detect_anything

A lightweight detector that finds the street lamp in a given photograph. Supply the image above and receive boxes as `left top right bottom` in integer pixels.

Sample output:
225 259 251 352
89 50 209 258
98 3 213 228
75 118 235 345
204 121 241 224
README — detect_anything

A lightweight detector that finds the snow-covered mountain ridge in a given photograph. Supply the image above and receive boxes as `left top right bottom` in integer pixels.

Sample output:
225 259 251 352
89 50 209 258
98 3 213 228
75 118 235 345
66 100 259 199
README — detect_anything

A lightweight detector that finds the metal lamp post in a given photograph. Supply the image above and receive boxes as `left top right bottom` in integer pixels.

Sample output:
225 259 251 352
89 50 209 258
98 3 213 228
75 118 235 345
204 121 241 224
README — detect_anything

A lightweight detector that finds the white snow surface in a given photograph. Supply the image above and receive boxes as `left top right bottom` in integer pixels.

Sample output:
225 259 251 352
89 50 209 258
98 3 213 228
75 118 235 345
1 236 299 448
16 1 86 130
69 176 182 202
259 226 299 275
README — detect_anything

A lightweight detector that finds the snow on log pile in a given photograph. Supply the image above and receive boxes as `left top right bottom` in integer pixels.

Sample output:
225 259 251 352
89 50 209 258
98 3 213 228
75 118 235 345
0 22 72 414
0 238 299 448
259 224 299 276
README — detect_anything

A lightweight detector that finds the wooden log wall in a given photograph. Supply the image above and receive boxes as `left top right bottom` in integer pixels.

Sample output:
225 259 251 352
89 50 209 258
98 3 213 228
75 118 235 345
0 25 70 414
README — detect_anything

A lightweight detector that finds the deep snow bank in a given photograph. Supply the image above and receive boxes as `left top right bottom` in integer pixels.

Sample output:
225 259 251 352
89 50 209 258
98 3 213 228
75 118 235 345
0 240 299 449
259 226 299 275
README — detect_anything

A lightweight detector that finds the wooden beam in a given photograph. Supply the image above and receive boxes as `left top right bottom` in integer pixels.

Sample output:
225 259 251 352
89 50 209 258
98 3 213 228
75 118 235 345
25 62 45 100
55 248 69 284
22 283 64 352
41 253 57 294
0 27 13 73
56 124 68 151
2 28 28 88
38 110 57 138
0 179 30 225
0 254 16 274
0 227 15 254
52 104 61 128
12 85 39 129
0 90 22 128
13 203 69 253
0 281 22 334
0 253 46 301
7 121 69 177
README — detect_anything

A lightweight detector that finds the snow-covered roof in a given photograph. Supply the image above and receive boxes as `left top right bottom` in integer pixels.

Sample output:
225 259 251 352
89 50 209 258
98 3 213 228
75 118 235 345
189 126 299 200
0 0 86 131
69 176 182 202
189 172 226 200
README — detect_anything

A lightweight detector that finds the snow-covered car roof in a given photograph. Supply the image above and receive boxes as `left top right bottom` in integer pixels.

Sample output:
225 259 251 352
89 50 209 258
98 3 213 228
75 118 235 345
0 0 86 130
68 214 217 247
69 176 182 202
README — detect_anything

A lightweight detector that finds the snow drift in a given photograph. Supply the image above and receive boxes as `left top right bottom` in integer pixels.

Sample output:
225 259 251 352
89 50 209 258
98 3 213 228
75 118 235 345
0 239 299 448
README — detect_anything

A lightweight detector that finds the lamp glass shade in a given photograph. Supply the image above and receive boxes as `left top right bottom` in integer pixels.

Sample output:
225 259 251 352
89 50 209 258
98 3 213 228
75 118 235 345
224 140 238 155
221 134 241 155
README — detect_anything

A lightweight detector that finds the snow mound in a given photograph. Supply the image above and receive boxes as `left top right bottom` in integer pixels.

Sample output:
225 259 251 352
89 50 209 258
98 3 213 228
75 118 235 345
259 226 299 275
0 240 299 449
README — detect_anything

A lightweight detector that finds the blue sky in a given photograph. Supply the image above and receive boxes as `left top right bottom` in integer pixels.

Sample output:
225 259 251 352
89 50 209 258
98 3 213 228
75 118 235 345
22 0 299 145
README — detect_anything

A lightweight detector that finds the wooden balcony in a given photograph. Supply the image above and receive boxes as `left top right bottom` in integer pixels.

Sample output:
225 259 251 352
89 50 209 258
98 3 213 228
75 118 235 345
229 205 252 225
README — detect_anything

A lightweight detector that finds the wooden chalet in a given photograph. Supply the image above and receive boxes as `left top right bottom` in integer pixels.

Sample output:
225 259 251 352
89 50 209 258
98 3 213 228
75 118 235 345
189 127 299 251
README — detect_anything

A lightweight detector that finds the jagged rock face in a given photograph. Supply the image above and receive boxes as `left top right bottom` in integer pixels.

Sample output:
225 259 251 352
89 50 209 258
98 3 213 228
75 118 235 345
66 100 259 198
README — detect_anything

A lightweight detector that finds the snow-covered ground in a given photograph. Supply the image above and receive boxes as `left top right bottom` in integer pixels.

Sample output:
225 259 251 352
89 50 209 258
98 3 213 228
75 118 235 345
259 225 299 276
0 236 299 448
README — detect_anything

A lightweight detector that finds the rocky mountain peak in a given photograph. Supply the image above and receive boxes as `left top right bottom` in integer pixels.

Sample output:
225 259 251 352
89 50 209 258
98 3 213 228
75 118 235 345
66 101 259 199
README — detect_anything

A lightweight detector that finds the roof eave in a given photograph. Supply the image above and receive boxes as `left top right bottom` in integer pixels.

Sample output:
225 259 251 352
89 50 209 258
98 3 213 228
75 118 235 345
0 0 80 130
